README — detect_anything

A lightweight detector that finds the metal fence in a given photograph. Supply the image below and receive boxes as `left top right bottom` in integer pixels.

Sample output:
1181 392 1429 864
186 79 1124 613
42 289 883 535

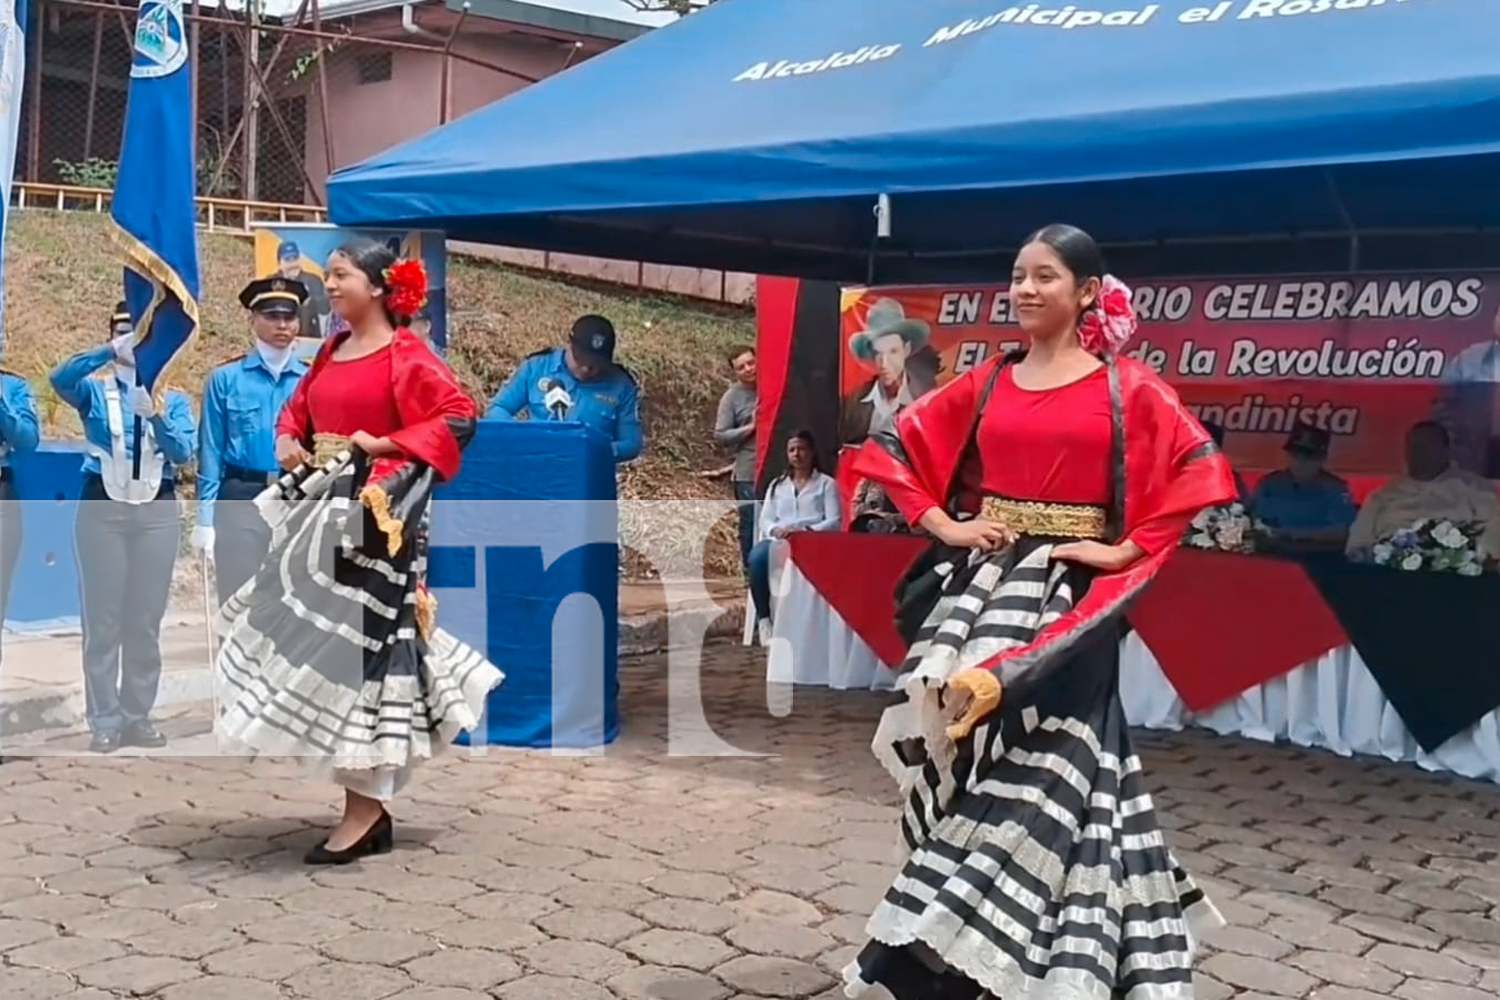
18 0 755 305
20 0 537 207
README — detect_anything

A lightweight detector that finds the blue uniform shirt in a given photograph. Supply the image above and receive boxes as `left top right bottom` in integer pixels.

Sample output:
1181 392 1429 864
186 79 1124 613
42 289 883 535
50 345 197 479
485 347 643 462
197 351 309 527
0 371 41 464
1249 469 1358 531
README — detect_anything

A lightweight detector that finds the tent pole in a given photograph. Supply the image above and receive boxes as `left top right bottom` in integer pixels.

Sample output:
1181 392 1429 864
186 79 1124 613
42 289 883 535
1322 169 1360 272
868 193 891 285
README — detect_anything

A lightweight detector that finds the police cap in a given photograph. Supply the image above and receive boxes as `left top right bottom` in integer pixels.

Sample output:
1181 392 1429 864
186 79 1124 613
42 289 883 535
239 276 309 316
1284 421 1330 458
569 314 616 365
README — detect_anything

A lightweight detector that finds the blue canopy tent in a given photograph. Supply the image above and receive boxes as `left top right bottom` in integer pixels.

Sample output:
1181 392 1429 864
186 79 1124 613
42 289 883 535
327 0 1500 282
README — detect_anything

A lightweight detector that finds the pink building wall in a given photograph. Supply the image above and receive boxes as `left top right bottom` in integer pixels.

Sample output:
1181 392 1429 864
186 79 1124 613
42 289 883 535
303 29 578 201
299 19 753 305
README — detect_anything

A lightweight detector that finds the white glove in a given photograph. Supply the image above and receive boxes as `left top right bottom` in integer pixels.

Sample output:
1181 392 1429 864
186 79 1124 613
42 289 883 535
543 385 573 414
191 525 215 558
126 385 155 418
110 333 136 365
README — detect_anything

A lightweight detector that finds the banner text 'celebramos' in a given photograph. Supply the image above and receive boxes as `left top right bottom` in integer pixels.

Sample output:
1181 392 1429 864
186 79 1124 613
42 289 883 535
836 272 1500 477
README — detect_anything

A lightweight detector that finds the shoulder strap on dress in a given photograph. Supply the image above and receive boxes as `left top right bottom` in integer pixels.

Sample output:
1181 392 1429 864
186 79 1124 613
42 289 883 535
1105 353 1126 542
943 356 1009 512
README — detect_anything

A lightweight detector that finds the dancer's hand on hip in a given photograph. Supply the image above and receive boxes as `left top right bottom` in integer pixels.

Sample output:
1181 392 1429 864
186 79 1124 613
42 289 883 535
925 511 1015 552
275 434 311 470
944 668 1003 741
350 430 399 456
1052 540 1143 572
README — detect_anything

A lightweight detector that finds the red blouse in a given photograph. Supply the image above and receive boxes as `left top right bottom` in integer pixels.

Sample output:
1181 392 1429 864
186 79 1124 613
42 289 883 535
977 365 1111 505
304 346 404 438
886 363 1189 554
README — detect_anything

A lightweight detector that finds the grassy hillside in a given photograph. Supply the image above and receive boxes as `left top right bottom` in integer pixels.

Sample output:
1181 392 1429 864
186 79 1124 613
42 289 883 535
5 210 757 578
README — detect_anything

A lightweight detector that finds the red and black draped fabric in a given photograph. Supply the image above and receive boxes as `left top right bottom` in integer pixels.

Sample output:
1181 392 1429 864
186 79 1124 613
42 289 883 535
1128 549 1349 711
1301 558 1500 752
752 277 843 494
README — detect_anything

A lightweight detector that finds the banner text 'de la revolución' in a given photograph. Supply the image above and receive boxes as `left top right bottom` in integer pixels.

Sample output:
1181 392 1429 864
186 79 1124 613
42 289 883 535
836 272 1500 477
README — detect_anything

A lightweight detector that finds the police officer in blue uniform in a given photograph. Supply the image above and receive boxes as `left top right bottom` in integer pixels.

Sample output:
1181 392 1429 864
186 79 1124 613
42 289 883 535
51 303 198 754
485 315 643 463
0 364 40 667
194 277 309 605
1249 421 1357 555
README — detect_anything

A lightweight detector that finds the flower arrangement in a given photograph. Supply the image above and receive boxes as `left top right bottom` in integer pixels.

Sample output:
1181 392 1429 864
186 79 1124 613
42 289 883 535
1182 501 1258 554
1370 518 1485 576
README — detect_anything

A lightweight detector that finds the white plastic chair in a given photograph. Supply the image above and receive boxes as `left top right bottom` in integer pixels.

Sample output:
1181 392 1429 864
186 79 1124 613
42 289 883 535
741 521 792 646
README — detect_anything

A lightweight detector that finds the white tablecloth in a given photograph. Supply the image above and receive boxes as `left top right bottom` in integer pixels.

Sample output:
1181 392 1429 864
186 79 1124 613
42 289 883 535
762 544 897 692
766 558 1500 781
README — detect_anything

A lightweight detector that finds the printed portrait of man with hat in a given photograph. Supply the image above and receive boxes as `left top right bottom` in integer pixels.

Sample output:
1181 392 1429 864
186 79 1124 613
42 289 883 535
840 297 939 444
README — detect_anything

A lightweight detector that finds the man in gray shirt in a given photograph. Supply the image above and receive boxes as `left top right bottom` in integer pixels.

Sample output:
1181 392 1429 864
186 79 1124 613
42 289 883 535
715 346 759 571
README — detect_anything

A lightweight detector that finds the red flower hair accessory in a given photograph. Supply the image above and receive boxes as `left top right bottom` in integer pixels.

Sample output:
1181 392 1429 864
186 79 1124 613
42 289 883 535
383 259 429 318
1077 274 1137 355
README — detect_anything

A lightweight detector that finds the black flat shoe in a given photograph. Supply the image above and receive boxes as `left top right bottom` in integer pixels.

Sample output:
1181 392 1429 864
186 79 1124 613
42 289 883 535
89 731 121 755
303 810 393 866
121 722 168 749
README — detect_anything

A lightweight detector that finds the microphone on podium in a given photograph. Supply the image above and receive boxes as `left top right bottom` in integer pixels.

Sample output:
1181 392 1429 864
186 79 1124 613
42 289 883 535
538 377 573 421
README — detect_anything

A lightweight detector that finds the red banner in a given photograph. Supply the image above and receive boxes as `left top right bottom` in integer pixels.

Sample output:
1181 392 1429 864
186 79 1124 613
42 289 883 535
837 274 1500 479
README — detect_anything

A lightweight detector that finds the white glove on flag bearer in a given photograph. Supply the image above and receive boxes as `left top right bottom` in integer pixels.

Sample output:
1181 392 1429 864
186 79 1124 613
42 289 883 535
191 526 215 559
127 385 156 418
111 333 136 365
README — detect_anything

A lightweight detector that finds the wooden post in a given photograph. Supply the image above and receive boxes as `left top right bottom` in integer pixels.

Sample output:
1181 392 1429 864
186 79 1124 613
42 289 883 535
310 0 334 192
82 10 103 159
190 0 200 182
242 7 260 202
25 0 42 180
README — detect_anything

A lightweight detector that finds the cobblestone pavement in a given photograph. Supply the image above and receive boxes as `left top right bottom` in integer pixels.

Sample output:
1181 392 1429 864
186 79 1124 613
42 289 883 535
4 642 1500 999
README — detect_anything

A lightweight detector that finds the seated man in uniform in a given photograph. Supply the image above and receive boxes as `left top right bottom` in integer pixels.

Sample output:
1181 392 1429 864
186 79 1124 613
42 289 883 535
1347 420 1500 561
1249 421 1356 555
194 276 310 604
485 314 643 463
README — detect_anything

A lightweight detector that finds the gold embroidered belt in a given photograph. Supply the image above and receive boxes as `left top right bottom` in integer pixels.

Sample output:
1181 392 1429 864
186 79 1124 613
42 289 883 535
979 496 1108 540
313 433 352 466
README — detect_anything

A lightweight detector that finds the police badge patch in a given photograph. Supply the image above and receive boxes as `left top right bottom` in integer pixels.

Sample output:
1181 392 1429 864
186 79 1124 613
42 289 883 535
132 0 188 80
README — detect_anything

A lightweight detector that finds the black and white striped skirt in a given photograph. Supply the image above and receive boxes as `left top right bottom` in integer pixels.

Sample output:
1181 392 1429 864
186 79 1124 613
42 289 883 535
212 452 504 773
845 538 1220 1000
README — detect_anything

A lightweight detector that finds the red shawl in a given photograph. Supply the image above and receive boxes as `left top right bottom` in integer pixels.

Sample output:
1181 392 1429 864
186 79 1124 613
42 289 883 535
851 353 1235 681
276 328 476 482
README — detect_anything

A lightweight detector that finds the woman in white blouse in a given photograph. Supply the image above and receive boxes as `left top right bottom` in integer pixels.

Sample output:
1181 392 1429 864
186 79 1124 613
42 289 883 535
749 430 842 642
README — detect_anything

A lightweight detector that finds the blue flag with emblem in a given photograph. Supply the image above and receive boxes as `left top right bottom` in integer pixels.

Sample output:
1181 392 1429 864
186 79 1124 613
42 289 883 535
0 0 30 361
113 0 200 402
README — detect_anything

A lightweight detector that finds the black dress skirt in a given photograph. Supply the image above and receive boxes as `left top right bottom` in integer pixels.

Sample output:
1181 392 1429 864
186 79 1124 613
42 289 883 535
843 536 1220 1000
213 449 503 776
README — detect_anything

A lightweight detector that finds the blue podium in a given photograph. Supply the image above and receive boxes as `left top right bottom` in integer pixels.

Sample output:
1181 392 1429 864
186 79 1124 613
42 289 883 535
431 420 619 749
9 442 92 630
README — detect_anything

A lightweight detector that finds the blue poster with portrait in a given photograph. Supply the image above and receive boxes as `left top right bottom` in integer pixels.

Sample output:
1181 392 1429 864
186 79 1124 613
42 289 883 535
251 222 448 361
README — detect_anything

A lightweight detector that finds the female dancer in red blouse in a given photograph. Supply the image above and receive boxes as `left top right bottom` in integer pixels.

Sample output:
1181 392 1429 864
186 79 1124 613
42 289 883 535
843 224 1236 1000
214 237 504 864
